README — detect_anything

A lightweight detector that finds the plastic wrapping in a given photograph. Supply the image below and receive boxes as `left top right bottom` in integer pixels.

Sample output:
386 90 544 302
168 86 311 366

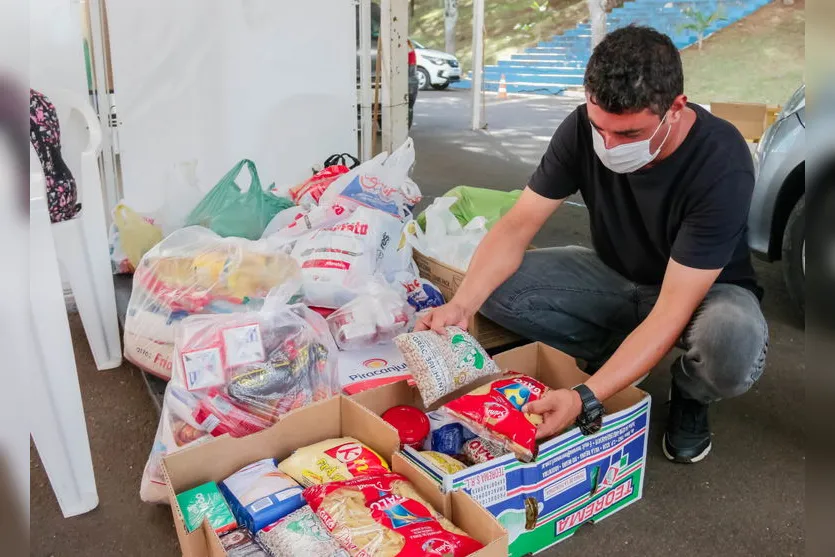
420 451 467 474
422 410 476 456
139 295 339 504
462 437 508 465
416 186 522 231
175 482 238 534
326 279 415 350
405 199 487 271
389 272 445 312
123 226 300 379
394 327 499 406
303 473 482 557
220 529 270 557
278 438 390 488
258 506 349 557
443 371 548 462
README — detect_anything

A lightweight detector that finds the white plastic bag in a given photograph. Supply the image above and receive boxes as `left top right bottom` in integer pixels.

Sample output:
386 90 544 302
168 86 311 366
139 291 339 504
326 278 415 350
290 206 413 308
405 198 488 271
123 226 301 379
319 138 421 219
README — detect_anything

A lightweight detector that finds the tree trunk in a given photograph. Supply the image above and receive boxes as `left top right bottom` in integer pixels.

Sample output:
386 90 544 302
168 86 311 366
697 34 704 50
587 0 607 50
410 0 415 19
444 0 458 55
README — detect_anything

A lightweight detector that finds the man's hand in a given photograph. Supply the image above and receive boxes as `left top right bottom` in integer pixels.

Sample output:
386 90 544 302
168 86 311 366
414 302 471 334
524 388 583 440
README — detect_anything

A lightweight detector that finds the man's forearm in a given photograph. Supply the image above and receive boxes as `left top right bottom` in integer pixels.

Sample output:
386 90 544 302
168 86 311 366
585 308 687 401
451 219 528 314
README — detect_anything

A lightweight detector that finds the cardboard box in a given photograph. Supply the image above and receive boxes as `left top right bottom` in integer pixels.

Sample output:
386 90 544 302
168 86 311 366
412 249 521 350
710 101 771 141
162 395 507 557
353 343 651 557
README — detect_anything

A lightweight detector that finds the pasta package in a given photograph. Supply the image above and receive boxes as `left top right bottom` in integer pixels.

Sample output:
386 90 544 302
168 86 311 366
420 451 467 475
394 326 499 406
443 371 548 462
278 438 390 487
303 473 483 557
258 506 349 557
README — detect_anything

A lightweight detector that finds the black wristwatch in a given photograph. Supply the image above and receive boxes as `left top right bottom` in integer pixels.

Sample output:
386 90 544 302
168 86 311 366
572 384 604 436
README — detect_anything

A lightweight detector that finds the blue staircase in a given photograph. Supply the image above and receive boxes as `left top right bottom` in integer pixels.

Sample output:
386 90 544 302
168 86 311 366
451 0 773 95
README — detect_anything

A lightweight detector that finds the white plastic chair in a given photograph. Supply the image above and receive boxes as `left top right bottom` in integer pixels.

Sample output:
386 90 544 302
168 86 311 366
30 144 99 517
47 89 122 370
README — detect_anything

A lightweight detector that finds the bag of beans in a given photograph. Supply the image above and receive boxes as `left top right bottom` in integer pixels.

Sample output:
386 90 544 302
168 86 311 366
394 326 499 406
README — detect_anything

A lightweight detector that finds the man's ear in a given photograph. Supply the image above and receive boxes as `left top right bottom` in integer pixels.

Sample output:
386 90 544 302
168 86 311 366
667 94 688 123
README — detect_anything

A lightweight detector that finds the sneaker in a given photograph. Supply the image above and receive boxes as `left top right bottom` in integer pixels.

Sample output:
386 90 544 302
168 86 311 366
663 379 711 463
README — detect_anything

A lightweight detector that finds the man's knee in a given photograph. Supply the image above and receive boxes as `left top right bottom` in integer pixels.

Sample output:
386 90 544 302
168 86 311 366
682 294 768 400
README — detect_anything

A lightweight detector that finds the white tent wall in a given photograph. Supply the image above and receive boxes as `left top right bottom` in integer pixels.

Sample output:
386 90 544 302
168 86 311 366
105 0 358 210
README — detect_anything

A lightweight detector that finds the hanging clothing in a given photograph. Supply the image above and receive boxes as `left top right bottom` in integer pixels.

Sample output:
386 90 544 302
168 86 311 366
30 89 81 223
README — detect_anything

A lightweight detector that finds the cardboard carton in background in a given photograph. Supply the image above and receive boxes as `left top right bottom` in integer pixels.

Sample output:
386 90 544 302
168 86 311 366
162 395 507 557
412 249 521 350
354 343 652 557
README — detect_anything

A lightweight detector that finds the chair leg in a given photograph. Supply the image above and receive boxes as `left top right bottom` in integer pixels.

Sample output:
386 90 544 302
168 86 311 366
54 223 122 370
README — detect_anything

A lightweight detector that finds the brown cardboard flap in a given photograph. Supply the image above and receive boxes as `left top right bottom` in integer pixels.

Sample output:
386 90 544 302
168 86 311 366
450 490 509 555
392 452 450 517
341 396 401 462
710 101 768 140
350 379 421 416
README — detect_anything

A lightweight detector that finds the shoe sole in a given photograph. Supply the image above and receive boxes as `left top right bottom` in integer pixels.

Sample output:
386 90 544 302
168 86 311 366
662 434 711 464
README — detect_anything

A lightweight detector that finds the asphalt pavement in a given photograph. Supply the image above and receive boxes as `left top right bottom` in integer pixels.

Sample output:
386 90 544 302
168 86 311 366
30 90 805 556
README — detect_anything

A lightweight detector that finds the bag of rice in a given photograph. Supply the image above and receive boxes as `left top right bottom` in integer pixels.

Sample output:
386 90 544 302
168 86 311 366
278 438 390 487
220 528 270 557
303 473 483 557
420 451 467 474
443 371 548 462
394 326 499 406
258 505 349 557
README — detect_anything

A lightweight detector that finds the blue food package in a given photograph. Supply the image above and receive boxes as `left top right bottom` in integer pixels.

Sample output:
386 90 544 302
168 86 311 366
406 279 445 312
219 458 306 533
422 410 476 455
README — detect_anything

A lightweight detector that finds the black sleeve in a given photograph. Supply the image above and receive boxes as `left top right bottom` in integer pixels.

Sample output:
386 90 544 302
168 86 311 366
671 170 754 270
528 108 581 200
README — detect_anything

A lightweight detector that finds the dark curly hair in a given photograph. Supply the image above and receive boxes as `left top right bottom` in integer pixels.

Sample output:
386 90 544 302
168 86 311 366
583 25 683 117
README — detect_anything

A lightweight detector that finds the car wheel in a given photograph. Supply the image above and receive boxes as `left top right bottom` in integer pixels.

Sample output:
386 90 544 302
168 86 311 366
417 67 430 91
431 82 450 90
782 194 805 314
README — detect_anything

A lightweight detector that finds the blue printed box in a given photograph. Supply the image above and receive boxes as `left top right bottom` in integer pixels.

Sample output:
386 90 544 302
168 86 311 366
353 342 650 557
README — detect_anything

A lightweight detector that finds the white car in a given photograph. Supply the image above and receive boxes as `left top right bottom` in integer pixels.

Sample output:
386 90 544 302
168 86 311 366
412 40 461 91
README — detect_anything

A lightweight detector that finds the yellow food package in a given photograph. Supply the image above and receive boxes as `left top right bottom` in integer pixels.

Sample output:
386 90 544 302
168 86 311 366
278 437 390 487
421 451 467 474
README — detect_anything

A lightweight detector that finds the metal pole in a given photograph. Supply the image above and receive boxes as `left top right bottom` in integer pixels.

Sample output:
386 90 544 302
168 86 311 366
471 0 485 131
358 0 373 161
380 0 408 152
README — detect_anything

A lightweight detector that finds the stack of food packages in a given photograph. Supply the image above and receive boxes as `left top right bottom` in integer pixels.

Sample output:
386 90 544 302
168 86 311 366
131 139 454 504
175 438 484 557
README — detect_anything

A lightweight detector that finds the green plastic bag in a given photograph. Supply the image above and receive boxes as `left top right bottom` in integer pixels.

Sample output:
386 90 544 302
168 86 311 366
417 186 522 230
185 159 294 240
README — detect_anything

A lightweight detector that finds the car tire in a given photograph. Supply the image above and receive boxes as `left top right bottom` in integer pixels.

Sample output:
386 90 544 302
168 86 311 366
782 194 805 314
431 82 450 90
417 67 431 91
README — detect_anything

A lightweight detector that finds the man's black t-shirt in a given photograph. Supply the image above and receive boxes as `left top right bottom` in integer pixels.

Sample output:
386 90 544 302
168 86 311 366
529 103 761 298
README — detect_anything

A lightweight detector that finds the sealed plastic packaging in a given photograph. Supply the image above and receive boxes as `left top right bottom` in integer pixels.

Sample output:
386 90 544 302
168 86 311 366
123 226 300 379
394 326 499 406
278 437 390 487
443 371 548 462
303 472 483 557
326 279 415 350
257 505 349 557
139 293 339 504
220 529 270 557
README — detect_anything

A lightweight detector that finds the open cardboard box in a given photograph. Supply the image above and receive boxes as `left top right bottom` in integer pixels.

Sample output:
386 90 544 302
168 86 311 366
412 249 521 350
162 395 508 557
353 342 651 557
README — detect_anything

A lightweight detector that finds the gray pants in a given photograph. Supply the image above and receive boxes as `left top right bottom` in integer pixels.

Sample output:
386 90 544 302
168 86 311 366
481 246 768 404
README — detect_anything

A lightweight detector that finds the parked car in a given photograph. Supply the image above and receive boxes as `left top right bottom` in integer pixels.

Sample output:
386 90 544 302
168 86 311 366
356 2 419 128
748 84 806 313
411 39 461 91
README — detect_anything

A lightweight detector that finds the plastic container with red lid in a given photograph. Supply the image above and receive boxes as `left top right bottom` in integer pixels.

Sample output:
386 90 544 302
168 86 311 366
381 405 430 450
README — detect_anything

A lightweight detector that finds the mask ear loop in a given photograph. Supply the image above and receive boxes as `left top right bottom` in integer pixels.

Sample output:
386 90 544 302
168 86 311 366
649 112 673 157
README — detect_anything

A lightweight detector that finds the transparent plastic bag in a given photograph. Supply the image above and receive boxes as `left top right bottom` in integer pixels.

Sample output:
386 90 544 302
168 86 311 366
123 226 301 379
416 186 522 231
405 199 487 271
139 292 340 504
326 279 415 350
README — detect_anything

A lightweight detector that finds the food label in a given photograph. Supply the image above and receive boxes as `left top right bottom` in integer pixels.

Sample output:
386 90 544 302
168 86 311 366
324 442 388 477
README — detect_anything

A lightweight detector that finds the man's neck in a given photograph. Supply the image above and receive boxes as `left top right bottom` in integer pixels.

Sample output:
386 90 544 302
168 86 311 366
654 105 697 164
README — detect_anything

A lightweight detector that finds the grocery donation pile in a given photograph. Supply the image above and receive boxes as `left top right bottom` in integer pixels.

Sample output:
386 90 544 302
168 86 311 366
119 139 608 556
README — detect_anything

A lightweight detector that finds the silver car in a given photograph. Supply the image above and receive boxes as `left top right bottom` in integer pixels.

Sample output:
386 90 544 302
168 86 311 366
749 84 805 313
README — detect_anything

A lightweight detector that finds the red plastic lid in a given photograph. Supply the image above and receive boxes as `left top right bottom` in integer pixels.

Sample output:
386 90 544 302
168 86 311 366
382 405 430 449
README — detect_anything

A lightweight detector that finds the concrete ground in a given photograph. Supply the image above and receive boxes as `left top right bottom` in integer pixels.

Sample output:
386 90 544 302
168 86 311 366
31 90 805 556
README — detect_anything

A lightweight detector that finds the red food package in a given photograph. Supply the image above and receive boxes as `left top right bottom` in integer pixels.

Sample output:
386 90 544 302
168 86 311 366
289 165 350 206
304 473 483 557
443 371 548 462
192 389 272 438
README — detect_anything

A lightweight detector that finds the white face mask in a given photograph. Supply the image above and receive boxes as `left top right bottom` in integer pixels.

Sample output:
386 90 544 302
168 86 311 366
591 112 672 174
